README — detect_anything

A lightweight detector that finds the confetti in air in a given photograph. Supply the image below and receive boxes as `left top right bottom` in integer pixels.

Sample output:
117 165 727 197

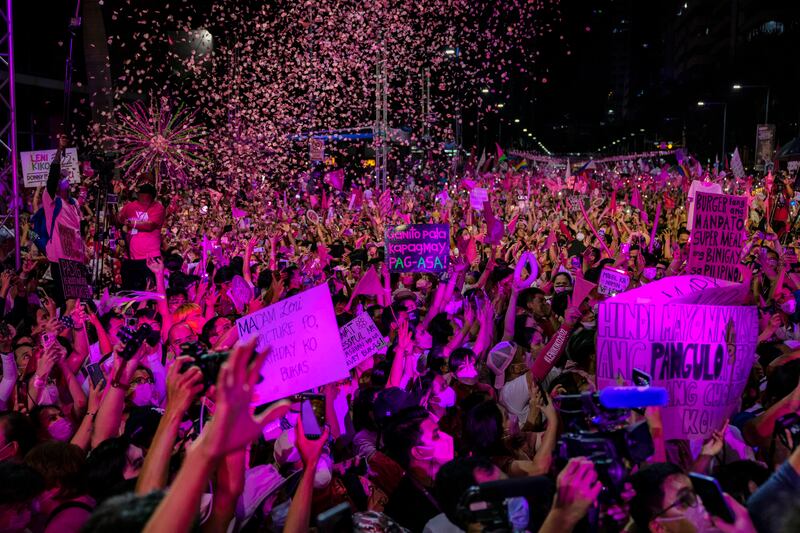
91 0 563 185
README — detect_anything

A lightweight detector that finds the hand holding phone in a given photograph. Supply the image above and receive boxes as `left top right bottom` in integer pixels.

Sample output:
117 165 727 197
689 473 735 524
299 394 325 440
86 363 106 389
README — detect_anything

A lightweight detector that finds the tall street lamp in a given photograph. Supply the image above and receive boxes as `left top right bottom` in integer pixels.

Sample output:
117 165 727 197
697 101 727 162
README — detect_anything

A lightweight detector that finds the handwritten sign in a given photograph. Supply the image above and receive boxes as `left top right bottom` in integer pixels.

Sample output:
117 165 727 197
470 188 489 210
339 313 386 369
687 192 746 282
236 284 348 404
597 300 758 440
309 138 325 161
386 224 449 273
598 266 630 296
58 259 92 300
20 148 80 188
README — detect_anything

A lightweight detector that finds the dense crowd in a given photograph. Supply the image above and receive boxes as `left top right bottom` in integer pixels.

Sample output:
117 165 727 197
0 136 799 533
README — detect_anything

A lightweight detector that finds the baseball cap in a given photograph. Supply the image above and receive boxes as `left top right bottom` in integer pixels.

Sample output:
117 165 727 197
487 341 516 389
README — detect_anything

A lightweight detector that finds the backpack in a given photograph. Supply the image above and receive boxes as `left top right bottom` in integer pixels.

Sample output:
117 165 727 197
30 199 66 253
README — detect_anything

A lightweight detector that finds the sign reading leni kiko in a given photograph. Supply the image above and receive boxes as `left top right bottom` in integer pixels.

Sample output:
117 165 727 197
386 224 449 273
236 284 348 404
597 277 758 440
688 192 746 282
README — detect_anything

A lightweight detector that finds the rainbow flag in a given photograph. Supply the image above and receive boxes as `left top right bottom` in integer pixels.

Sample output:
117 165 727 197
514 159 529 171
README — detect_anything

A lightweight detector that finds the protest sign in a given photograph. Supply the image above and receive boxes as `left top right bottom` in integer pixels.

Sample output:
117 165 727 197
598 266 630 296
309 138 325 161
58 259 92 300
236 284 348 404
611 275 735 304
339 313 386 369
687 192 746 282
21 148 80 188
597 298 758 440
470 188 489 210
386 224 449 273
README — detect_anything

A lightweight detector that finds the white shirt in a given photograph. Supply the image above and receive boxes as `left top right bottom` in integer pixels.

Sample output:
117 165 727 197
423 513 465 533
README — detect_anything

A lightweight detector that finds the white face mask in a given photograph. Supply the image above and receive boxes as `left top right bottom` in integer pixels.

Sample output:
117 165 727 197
580 321 596 330
455 362 479 385
643 267 657 280
655 500 712 533
436 386 457 409
131 383 155 407
781 298 796 315
554 286 570 293
48 418 74 442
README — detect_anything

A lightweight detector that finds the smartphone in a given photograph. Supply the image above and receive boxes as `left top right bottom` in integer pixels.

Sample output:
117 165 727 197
86 363 106 388
299 394 325 440
632 368 652 387
253 246 265 253
621 242 631 255
41 332 55 348
689 473 734 523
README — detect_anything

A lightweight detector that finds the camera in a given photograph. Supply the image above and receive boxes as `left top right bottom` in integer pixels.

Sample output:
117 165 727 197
117 323 160 360
179 341 231 389
554 392 655 504
455 476 552 532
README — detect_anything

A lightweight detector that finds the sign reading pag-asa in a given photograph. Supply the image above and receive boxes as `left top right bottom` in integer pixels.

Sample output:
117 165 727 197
688 192 746 282
386 224 449 273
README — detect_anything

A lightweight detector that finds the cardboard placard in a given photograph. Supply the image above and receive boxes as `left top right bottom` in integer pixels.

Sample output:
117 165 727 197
385 224 449 273
688 192 746 282
21 148 80 188
58 259 92 300
309 138 325 162
339 313 386 369
597 300 757 440
598 266 630 296
236 284 348 404
470 188 489 210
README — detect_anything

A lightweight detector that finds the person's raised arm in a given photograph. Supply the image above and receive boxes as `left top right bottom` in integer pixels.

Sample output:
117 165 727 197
136 356 203 494
284 418 329 533
243 236 258 286
147 257 172 343
501 285 520 342
90 347 146 449
142 339 290 533
70 380 103 451
46 137 67 199
743 378 800 448
538 458 601 533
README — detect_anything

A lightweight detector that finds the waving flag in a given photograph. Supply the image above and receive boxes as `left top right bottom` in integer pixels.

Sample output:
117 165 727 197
324 168 345 190
496 143 507 163
731 148 745 179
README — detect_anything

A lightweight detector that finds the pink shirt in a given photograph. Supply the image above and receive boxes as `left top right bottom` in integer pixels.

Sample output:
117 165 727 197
43 191 85 263
120 200 165 260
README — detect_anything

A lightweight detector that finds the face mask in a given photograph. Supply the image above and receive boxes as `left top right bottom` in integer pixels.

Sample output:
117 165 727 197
48 418 74 442
643 267 657 280
436 386 456 409
506 496 530 531
131 383 155 407
655 501 712 533
455 363 479 385
412 431 455 470
781 298 796 315
554 286 569 293
580 321 596 330
314 454 333 489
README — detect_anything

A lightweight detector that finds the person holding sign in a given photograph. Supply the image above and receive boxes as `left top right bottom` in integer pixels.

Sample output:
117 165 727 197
42 134 86 307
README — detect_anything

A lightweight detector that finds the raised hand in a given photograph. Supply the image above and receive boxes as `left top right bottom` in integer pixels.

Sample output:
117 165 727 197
195 338 291 460
147 256 165 276
549 458 602 527
165 356 204 416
